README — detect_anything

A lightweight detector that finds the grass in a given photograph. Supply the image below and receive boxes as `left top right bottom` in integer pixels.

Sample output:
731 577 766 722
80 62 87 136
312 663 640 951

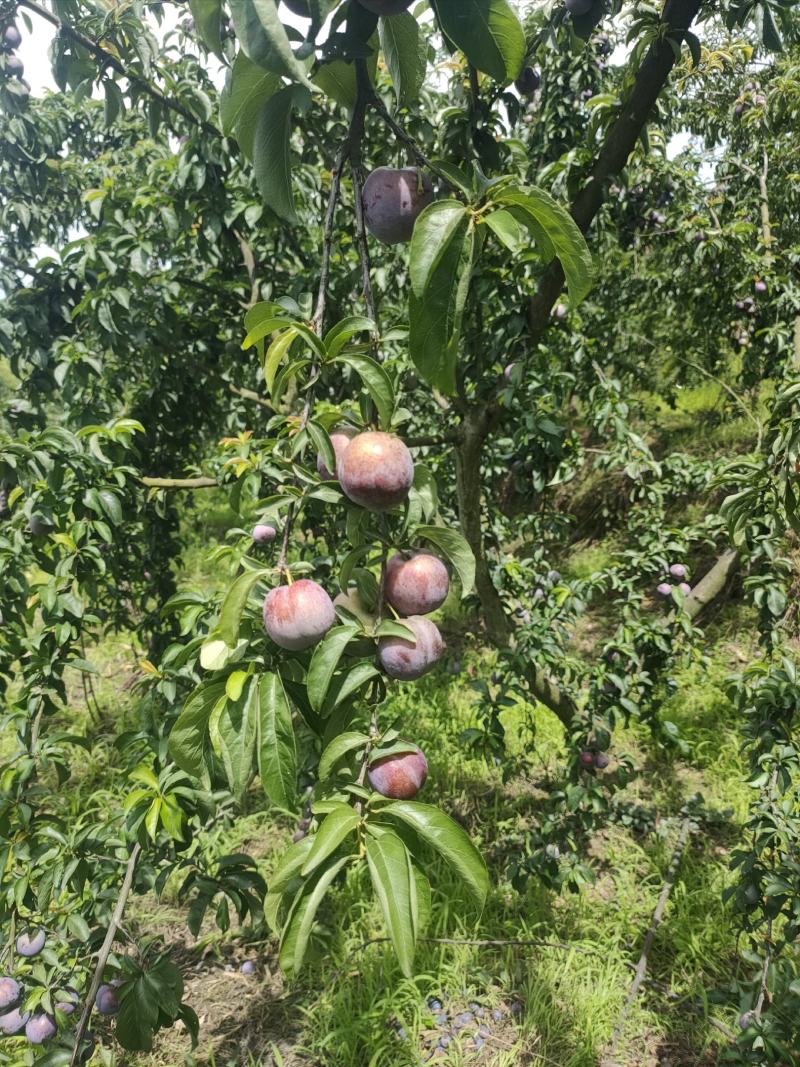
97 622 748 1067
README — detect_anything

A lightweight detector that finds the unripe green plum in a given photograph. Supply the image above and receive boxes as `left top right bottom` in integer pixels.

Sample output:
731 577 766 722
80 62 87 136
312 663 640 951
385 552 449 616
368 747 428 799
263 579 336 651
378 616 443 680
362 167 434 245
358 0 414 14
317 426 357 480
339 432 414 510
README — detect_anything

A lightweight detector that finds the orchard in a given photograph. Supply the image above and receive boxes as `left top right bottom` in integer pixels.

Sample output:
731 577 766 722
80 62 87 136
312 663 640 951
1 0 799 1063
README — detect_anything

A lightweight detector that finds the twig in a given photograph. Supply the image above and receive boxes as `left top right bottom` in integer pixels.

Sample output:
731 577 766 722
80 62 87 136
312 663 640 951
350 60 378 333
140 476 217 490
365 90 458 192
599 817 692 1065
69 842 142 1067
228 384 273 411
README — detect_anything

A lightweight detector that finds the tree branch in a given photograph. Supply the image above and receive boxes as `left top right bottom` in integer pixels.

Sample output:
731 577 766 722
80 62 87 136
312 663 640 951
229 383 273 411
141 476 217 489
69 842 142 1067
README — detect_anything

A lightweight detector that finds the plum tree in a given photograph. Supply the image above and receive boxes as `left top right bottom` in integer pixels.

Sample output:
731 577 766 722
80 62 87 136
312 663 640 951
385 552 450 615
263 580 336 651
378 616 443 680
0 978 19 1010
357 0 414 16
316 425 357 480
2 25 21 49
252 524 277 544
25 1012 56 1044
95 984 120 1016
16 929 45 956
0 1007 29 1035
514 66 540 95
367 747 428 799
338 431 414 510
362 168 434 245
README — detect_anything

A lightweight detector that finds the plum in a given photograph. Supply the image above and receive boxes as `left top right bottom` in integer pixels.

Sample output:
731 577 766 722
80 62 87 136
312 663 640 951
362 167 434 245
554 303 568 319
95 984 119 1016
358 0 414 12
565 0 594 15
678 582 691 595
385 552 449 616
368 747 428 799
263 580 336 651
378 616 443 680
3 25 21 50
252 524 277 544
594 752 610 769
668 563 686 579
16 930 45 957
317 426 357 480
503 362 517 383
0 978 19 1010
339 431 414 511
56 988 79 1015
656 582 672 597
0 1006 29 1035
754 279 767 293
5 53 23 78
579 750 595 768
514 66 540 95
25 1012 56 1044
240 960 256 975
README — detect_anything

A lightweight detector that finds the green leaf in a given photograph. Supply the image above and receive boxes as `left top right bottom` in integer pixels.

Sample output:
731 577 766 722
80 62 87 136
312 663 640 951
323 316 377 359
189 0 224 57
318 731 370 780
257 672 297 809
307 623 360 712
216 679 260 802
279 856 350 977
300 803 360 875
306 421 336 480
483 207 529 254
414 525 475 598
380 12 427 108
253 85 312 223
331 352 395 429
218 568 270 648
430 0 525 83
322 661 380 716
229 0 314 85
365 829 417 977
169 680 227 777
265 328 298 394
378 800 489 907
220 52 281 157
494 186 595 304
408 204 474 395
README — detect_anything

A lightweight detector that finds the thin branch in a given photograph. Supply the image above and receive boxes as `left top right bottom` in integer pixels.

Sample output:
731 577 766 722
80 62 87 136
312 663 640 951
228 383 273 411
18 0 216 134
599 818 692 1065
350 60 378 332
365 90 457 192
69 842 142 1067
140 476 217 490
312 139 350 333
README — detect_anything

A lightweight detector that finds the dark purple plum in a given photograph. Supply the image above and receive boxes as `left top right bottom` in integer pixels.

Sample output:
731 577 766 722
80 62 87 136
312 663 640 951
0 1007 29 1035
252 524 277 544
565 0 593 13
594 753 610 769
0 978 19 1011
25 1012 56 1044
16 930 45 957
579 750 595 768
240 960 256 975
362 167 434 245
3 25 22 50
5 53 22 78
514 66 540 95
95 984 119 1016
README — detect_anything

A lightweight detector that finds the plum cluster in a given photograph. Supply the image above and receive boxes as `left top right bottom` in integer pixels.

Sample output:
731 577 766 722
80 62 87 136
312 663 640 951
1 23 26 93
655 563 691 599
260 430 454 800
0 930 120 1048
